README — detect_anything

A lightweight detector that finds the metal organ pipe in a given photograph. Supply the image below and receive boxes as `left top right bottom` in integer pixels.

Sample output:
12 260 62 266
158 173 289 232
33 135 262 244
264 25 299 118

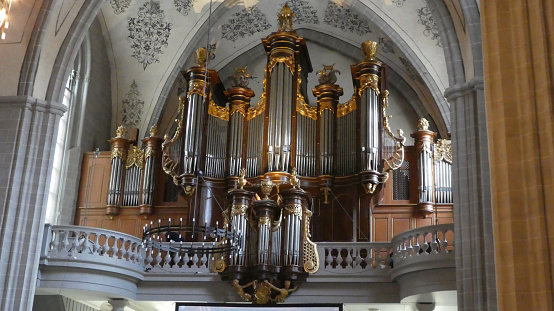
106 126 130 217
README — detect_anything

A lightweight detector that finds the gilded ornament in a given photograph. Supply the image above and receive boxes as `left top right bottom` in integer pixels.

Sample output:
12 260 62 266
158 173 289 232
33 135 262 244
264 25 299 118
111 147 127 160
277 3 295 32
231 204 248 216
418 118 430 131
230 103 247 117
362 40 379 61
268 54 295 73
296 95 317 120
319 100 335 114
290 167 300 189
434 139 452 163
194 47 207 67
258 216 271 227
188 80 207 97
359 74 380 96
115 125 127 138
149 125 158 137
337 96 357 118
208 99 229 121
126 146 145 169
145 146 156 158
237 168 247 189
303 207 319 273
284 204 302 216
260 177 274 200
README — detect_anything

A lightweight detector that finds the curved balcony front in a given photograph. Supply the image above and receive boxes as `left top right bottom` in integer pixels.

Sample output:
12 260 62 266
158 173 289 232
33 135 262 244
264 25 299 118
37 223 455 304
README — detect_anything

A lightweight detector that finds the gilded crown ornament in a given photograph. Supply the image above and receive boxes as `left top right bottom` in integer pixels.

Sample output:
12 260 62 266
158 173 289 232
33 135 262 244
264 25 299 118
362 40 378 61
149 125 158 137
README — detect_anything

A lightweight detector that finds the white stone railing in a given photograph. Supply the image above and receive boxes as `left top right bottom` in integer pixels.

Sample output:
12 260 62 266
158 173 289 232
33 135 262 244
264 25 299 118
390 223 454 268
40 224 454 276
319 242 393 271
43 225 144 268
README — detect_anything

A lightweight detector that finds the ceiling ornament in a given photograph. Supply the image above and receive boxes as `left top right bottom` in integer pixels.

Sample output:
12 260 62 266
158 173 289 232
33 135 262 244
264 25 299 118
323 1 372 36
417 5 442 47
378 37 395 54
128 0 173 70
110 0 132 14
221 6 272 42
122 80 145 127
281 0 318 25
399 57 424 84
174 0 196 16
391 0 407 8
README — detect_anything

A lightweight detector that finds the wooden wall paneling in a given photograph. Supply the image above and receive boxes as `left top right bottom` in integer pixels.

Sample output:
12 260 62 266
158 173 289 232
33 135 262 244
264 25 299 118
77 152 111 208
392 217 411 237
373 216 389 242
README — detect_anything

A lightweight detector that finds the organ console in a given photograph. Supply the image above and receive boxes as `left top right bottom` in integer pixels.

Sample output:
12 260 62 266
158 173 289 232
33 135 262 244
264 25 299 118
74 4 453 304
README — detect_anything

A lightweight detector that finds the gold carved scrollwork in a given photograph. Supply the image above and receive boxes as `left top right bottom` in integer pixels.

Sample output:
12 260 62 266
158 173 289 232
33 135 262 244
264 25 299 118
188 80 207 97
382 90 407 171
296 68 318 120
231 204 248 217
247 68 268 121
230 103 247 118
161 96 185 178
337 96 357 118
283 204 302 217
268 53 294 73
208 99 229 121
434 139 452 163
145 146 156 158
319 100 335 114
126 146 144 169
111 147 127 161
258 216 271 227
303 206 319 274
358 74 380 96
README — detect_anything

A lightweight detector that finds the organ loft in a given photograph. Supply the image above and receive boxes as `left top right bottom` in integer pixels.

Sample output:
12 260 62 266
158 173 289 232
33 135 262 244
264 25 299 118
74 4 453 304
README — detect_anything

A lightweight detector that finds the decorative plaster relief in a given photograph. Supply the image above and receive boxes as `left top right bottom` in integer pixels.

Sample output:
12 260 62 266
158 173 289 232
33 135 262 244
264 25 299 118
417 6 442 47
128 1 173 70
399 57 424 84
282 0 318 25
323 1 372 36
122 80 145 127
221 6 272 42
378 37 395 54
110 0 132 14
174 0 196 16
391 0 407 7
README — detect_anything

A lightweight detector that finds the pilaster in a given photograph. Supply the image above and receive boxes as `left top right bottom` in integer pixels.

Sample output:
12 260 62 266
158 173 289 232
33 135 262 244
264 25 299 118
0 96 66 311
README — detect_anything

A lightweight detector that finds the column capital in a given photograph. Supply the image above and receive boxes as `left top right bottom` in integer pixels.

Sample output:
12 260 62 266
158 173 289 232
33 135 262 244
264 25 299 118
443 77 484 102
0 95 66 116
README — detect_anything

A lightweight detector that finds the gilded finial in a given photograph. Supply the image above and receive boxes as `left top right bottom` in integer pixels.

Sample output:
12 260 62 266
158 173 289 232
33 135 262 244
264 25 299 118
278 3 295 31
116 125 127 138
150 125 158 137
418 118 430 131
362 40 378 61
237 168 247 189
260 177 274 200
290 167 300 189
194 47 207 67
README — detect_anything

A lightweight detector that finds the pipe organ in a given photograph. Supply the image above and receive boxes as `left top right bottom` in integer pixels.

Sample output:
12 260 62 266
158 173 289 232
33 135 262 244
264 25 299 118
75 4 454 304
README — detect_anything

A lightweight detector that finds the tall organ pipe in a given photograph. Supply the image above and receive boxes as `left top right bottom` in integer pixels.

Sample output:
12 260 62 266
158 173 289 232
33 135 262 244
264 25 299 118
411 119 437 217
140 127 163 215
106 126 130 217
225 87 254 178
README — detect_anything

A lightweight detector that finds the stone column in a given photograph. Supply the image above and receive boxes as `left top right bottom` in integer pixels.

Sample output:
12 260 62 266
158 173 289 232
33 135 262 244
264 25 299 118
482 1 554 310
445 78 497 311
0 96 66 311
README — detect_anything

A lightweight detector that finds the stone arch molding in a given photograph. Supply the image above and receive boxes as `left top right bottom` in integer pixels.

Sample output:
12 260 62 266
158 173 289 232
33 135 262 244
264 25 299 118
23 0 462 140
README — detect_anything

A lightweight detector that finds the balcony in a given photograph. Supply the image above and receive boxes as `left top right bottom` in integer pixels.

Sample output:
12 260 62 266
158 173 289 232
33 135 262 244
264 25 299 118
37 223 455 304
